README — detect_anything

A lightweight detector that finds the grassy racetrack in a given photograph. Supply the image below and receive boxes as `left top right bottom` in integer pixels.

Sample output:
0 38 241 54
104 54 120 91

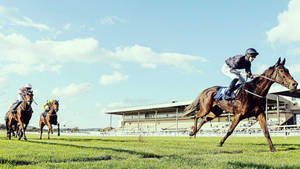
0 132 299 169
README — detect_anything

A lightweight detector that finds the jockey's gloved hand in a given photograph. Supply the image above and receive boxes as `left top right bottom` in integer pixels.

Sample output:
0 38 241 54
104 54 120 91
246 73 252 78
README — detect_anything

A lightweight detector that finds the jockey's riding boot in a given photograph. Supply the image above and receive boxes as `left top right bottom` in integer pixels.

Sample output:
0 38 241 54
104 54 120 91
225 79 238 100
12 101 22 114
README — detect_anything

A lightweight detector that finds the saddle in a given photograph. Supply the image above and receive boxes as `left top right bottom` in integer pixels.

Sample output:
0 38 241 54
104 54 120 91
42 111 48 119
214 87 235 102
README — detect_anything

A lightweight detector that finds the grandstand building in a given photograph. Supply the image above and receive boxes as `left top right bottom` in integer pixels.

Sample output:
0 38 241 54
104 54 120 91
105 90 300 135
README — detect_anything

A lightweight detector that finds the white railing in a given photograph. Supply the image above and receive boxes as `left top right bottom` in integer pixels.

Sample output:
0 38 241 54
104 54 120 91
99 125 300 137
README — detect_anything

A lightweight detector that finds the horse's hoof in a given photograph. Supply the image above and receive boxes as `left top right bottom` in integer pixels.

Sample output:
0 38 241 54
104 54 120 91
189 131 195 136
270 148 276 152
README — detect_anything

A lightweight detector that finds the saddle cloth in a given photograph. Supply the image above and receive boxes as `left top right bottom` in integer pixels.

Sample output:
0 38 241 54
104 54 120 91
41 111 48 119
214 87 235 103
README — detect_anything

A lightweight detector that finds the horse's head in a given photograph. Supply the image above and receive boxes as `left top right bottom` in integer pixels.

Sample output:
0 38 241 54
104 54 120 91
266 58 298 91
52 100 59 112
24 90 34 105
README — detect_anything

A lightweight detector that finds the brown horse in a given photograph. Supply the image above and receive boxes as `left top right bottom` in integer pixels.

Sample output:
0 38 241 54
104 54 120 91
39 100 60 139
6 90 34 140
184 58 298 152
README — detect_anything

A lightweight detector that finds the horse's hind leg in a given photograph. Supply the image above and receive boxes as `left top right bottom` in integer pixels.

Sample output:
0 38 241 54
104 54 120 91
189 97 214 136
190 112 218 136
219 113 242 147
189 117 199 136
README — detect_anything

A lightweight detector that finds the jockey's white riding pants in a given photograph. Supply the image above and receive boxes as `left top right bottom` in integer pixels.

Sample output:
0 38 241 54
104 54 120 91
221 63 246 84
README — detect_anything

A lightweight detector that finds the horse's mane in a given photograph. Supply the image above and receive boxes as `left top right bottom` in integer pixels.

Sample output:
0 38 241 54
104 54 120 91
243 65 275 91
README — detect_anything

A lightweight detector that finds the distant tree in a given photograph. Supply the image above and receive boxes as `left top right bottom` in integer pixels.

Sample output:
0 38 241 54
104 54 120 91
73 126 79 132
0 124 6 129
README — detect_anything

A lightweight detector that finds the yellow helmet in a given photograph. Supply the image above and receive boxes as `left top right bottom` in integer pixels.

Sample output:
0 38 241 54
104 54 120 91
50 99 54 103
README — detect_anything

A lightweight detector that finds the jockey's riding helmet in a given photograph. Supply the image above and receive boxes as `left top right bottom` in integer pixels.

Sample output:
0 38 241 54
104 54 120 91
24 83 32 89
245 48 259 58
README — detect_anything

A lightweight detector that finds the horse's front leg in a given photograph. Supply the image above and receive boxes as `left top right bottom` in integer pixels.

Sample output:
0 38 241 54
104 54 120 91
57 122 60 136
219 113 242 147
23 123 28 141
257 112 276 152
7 119 12 140
18 122 24 140
40 121 45 139
47 123 52 139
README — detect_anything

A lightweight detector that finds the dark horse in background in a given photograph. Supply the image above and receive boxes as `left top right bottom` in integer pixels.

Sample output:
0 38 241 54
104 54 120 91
39 100 60 139
5 90 34 140
184 58 298 152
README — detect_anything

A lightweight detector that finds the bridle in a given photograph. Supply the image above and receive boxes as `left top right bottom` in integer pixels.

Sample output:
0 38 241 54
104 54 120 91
244 66 290 98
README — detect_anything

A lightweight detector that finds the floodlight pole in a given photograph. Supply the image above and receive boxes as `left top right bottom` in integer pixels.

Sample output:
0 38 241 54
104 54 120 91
138 112 140 132
277 95 280 125
110 114 112 128
265 97 268 122
155 110 158 132
176 108 178 136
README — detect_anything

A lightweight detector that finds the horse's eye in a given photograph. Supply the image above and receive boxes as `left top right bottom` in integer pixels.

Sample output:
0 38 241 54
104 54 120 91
280 70 284 73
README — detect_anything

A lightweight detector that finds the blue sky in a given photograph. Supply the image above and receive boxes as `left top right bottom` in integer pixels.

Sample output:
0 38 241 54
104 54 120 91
0 0 300 128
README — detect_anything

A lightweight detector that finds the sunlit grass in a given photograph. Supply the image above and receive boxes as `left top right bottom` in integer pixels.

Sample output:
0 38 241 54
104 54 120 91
0 131 299 169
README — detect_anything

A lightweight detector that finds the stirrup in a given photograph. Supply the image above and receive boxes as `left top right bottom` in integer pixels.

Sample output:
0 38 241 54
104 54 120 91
225 94 234 100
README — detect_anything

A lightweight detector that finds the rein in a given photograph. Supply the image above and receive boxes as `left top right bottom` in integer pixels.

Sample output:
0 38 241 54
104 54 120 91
242 73 277 99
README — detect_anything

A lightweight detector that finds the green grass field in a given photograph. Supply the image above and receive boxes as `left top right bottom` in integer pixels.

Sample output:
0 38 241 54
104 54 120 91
0 131 299 169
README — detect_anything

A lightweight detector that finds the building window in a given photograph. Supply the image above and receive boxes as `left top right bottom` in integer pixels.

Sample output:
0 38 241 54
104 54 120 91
145 112 154 119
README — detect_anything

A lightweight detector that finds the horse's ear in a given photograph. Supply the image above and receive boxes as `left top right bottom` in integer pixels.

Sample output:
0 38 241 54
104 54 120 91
281 58 286 65
275 57 281 66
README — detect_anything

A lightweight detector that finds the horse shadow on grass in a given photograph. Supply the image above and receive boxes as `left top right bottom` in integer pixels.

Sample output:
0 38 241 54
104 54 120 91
27 140 162 159
31 137 136 143
227 161 298 169
0 158 37 166
250 143 300 152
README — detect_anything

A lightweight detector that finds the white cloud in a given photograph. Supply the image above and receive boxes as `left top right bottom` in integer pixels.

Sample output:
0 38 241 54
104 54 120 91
112 45 207 70
141 63 157 69
287 47 300 56
0 76 9 95
110 63 122 69
0 33 207 75
100 16 126 25
63 23 71 30
9 16 50 31
97 101 130 114
254 64 269 74
99 72 128 85
289 64 300 75
52 82 93 99
267 0 300 43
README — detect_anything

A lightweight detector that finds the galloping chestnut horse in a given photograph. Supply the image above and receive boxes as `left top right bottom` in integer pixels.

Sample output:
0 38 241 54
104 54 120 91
6 90 34 140
184 58 298 152
39 100 60 139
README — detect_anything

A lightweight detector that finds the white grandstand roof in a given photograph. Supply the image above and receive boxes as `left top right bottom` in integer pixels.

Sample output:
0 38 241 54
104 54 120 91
105 100 193 115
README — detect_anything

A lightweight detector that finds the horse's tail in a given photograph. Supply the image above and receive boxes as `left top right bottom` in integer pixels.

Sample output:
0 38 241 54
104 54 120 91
183 94 201 117
4 111 9 122
5 111 10 134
